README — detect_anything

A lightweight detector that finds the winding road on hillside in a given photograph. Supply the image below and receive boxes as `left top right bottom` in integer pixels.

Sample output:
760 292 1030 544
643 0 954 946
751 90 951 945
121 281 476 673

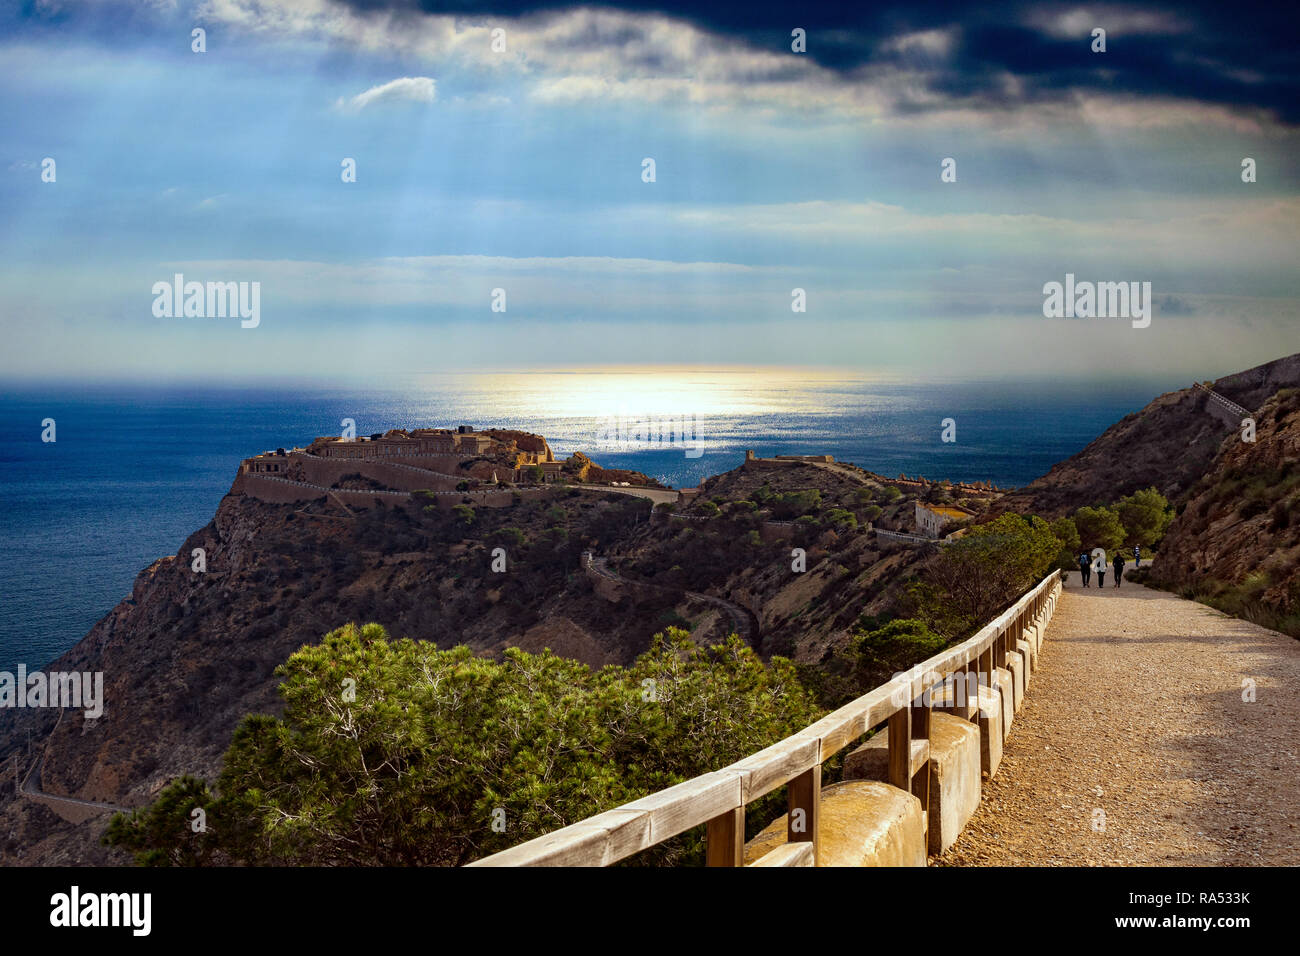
18 709 128 822
942 582 1300 865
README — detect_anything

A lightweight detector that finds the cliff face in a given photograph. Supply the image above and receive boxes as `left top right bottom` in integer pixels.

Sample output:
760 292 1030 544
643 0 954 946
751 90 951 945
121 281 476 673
994 353 1300 519
1149 386 1300 619
0 473 677 862
561 451 664 487
0 446 920 864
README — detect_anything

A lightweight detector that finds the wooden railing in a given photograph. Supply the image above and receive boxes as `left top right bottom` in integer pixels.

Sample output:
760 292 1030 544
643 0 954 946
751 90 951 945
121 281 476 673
469 570 1062 867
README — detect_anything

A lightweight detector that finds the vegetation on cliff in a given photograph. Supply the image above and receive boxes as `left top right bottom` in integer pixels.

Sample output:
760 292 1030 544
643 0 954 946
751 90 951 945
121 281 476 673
95 451 1103 868
1147 386 1300 637
808 513 1065 703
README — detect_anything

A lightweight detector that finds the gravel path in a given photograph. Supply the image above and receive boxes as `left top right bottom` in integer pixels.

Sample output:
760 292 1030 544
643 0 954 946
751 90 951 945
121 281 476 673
941 582 1300 866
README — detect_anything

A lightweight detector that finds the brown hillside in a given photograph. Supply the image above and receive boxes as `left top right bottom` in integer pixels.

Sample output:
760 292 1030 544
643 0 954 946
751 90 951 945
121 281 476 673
0 446 931 865
994 353 1300 518
1149 386 1300 632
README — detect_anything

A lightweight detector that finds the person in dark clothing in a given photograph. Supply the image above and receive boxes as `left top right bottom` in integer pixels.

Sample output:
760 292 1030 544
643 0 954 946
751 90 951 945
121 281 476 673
1094 550 1107 588
1113 551 1126 587
1077 551 1090 587
1133 544 1141 567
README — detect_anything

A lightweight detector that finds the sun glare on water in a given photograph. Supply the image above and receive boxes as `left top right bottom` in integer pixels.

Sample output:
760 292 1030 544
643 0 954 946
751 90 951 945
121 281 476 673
414 366 872 421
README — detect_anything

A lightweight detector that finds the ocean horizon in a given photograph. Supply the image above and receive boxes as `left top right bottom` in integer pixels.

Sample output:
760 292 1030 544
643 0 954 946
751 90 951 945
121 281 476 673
0 369 1184 672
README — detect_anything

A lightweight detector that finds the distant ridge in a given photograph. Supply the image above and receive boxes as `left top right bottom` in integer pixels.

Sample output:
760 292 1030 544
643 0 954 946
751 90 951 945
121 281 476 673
992 353 1300 519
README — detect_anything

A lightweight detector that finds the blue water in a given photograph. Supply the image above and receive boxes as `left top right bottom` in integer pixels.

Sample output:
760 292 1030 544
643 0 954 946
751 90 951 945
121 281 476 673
0 372 1177 672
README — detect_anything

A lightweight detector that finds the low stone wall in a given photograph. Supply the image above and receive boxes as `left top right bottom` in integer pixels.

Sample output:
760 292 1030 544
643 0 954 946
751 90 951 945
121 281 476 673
842 712 981 855
231 474 329 505
1202 394 1245 428
742 577 1061 866
758 521 795 543
234 474 550 510
742 781 925 867
292 455 463 492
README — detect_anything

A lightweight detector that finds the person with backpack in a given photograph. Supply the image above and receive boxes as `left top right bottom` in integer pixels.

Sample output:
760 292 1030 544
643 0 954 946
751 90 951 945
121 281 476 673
1077 550 1090 587
1113 550 1126 588
1094 549 1107 588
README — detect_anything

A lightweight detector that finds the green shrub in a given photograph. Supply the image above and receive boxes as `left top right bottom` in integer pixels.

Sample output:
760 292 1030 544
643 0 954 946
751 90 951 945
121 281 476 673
1072 505 1125 552
824 508 858 531
1115 488 1174 548
105 625 823 867
493 526 527 548
853 618 949 681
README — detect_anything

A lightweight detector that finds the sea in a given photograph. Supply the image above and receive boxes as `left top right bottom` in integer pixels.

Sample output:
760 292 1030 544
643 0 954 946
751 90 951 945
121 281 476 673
0 369 1181 672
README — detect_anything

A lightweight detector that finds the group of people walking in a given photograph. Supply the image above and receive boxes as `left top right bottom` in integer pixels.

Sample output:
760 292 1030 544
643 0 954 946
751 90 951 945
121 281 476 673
1076 545 1141 588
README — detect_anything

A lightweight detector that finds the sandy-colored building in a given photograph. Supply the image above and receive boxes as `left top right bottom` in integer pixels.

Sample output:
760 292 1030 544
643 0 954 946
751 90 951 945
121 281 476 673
915 501 975 538
242 448 291 474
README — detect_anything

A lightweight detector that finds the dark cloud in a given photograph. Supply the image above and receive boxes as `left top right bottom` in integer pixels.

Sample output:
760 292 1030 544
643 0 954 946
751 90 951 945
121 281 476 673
328 0 1300 122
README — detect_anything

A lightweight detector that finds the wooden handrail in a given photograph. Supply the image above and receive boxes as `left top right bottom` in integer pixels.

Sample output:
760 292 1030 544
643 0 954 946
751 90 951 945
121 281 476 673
469 570 1063 867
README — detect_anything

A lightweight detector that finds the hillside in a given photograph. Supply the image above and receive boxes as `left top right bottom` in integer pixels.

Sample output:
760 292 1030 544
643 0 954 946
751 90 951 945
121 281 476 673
991 352 1300 638
1148 386 1300 634
994 353 1300 519
0 443 949 865
612 459 949 665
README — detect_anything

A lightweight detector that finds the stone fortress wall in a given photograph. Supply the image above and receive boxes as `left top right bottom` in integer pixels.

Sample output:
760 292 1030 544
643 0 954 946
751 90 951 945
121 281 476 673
233 425 561 509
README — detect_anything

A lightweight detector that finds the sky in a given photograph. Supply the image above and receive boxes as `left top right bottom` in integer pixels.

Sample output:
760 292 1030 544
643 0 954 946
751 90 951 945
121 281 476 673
1 0 1298 384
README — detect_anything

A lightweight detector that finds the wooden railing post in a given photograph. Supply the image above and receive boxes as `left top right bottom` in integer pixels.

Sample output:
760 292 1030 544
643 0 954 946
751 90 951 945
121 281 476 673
911 691 932 851
787 766 821 865
888 704 912 791
977 646 994 721
706 806 745 867
965 654 982 722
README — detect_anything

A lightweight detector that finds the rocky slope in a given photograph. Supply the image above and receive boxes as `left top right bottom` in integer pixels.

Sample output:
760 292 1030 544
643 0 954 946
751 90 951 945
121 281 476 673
993 353 1300 519
0 459 676 862
0 447 935 864
1147 385 1300 630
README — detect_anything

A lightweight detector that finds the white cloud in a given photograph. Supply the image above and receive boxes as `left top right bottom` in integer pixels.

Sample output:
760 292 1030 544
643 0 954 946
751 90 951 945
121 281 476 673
1026 5 1191 38
881 28 958 59
335 76 436 113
